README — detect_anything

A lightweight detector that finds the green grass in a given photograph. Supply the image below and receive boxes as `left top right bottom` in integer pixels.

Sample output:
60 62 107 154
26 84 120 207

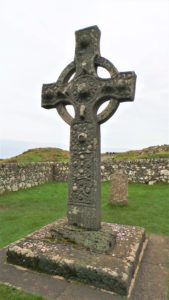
0 182 67 247
0 284 45 300
109 150 169 160
0 182 169 299
0 182 169 247
101 182 169 235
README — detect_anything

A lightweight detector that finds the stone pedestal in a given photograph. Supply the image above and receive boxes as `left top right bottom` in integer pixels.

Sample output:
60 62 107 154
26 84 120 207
7 218 146 296
110 170 128 205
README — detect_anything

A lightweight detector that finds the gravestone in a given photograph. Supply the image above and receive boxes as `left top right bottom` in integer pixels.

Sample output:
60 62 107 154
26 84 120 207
110 170 128 205
41 25 136 230
7 26 147 296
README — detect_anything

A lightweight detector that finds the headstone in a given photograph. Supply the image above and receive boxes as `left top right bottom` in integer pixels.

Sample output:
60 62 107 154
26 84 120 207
110 170 128 205
41 25 136 230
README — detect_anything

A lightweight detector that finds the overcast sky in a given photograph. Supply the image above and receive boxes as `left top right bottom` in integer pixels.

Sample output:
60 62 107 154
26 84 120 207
0 0 169 158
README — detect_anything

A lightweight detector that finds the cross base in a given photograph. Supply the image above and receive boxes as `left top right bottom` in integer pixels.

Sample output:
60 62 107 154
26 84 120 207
50 219 116 253
7 218 146 296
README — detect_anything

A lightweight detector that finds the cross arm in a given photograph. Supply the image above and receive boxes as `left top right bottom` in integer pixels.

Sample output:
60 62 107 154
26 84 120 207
94 70 136 124
41 82 71 109
97 71 136 105
114 71 136 102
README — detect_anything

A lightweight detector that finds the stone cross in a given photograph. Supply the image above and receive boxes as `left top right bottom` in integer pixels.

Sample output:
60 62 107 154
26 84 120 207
42 26 136 230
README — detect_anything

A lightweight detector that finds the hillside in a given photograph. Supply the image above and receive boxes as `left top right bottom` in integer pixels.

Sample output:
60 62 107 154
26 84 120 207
0 145 168 164
102 144 169 160
0 148 69 164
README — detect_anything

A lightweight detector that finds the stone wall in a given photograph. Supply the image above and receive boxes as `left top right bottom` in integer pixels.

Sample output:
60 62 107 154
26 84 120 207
0 162 54 194
53 159 169 184
0 159 168 194
100 159 169 184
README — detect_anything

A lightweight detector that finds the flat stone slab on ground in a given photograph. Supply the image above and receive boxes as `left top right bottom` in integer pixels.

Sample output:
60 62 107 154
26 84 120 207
6 219 145 296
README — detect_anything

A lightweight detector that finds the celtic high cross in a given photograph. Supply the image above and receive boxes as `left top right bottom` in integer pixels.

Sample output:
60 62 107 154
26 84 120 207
42 26 136 230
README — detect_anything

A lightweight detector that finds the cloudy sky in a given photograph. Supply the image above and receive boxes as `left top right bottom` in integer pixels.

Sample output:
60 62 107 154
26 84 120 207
0 0 169 158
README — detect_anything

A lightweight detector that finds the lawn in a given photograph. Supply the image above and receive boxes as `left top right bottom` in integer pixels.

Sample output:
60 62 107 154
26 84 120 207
102 182 169 235
0 182 169 299
0 284 45 300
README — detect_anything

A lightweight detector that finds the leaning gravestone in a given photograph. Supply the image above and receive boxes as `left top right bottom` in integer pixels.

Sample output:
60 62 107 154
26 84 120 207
7 26 146 296
110 170 128 205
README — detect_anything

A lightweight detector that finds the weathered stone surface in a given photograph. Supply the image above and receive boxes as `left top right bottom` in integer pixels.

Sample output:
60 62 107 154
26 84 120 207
0 162 54 194
1 234 168 300
49 219 116 253
7 219 146 296
41 25 136 230
100 159 169 184
109 170 128 205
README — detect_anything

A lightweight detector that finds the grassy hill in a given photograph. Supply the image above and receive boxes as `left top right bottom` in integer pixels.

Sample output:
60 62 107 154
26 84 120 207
0 145 168 164
102 144 169 161
0 148 69 164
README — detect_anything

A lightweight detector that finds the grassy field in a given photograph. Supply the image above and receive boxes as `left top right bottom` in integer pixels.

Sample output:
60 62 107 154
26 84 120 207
0 182 169 299
0 183 67 247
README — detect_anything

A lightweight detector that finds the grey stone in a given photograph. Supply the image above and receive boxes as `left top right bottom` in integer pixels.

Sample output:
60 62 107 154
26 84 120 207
12 184 18 192
6 219 146 296
160 169 169 176
1 234 169 300
50 219 116 253
148 181 156 185
109 170 128 205
41 25 136 230
26 183 32 188
21 175 26 181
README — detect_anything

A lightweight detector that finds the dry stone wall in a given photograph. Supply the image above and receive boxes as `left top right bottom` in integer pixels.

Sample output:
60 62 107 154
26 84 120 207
101 159 169 184
0 162 54 194
53 163 69 182
0 159 168 194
